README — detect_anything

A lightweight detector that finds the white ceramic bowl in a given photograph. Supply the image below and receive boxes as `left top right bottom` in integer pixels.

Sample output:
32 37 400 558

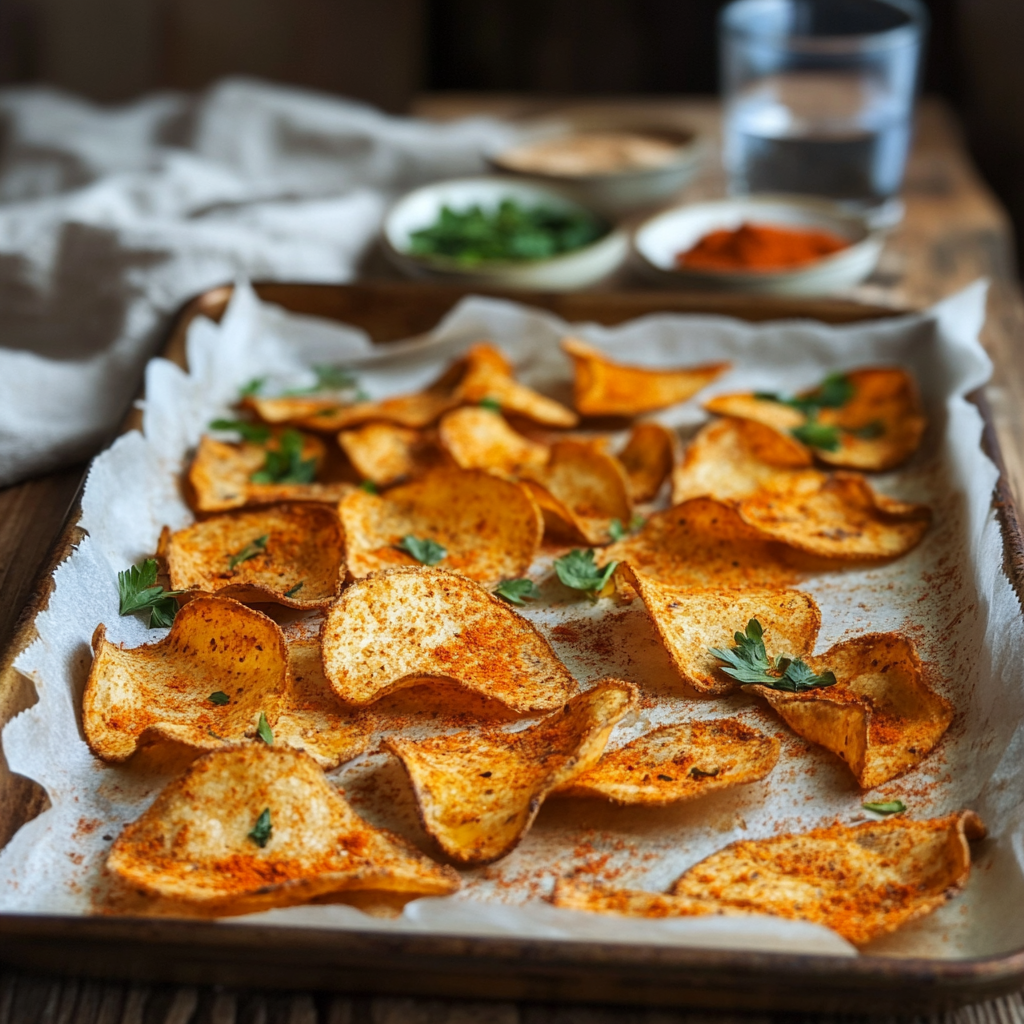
633 197 884 295
382 177 628 291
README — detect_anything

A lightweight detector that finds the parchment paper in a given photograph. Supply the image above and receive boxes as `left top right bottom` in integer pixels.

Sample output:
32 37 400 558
3 279 1022 960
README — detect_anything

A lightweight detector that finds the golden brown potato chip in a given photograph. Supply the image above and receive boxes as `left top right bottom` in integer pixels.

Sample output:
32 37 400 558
553 811 985 947
107 745 460 914
337 422 442 487
522 440 632 545
188 434 352 513
552 719 779 804
562 337 729 417
601 498 807 589
164 503 345 608
339 466 543 585
385 679 638 865
746 633 954 789
618 422 677 503
320 567 576 713
438 406 549 475
618 565 821 695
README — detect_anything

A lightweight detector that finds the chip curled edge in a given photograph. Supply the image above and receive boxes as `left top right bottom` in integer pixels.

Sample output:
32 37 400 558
337 422 444 487
385 679 638 865
339 466 543 586
163 503 346 608
107 745 461 915
617 564 821 696
561 337 730 418
438 406 549 476
552 719 780 804
552 811 986 947
745 632 954 789
618 422 678 503
320 567 577 714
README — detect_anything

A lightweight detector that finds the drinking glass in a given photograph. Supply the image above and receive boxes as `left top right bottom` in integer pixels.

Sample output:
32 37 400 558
720 0 927 225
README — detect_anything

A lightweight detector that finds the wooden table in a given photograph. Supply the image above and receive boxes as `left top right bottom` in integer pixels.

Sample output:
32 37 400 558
1 95 1023 1024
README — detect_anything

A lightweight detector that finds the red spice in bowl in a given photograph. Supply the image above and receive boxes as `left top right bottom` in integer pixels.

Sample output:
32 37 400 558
676 221 850 273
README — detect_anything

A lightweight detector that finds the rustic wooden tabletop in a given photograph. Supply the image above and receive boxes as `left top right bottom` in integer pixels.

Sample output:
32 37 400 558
0 95 1022 1024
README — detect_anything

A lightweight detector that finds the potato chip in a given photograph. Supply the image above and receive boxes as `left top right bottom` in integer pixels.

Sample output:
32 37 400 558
107 745 460 913
552 719 779 804
385 679 638 865
337 422 442 486
188 434 351 513
164 503 345 608
438 406 549 475
561 337 729 417
617 565 821 695
320 566 577 713
522 440 632 545
553 811 985 947
618 422 677 503
339 466 543 585
746 633 954 789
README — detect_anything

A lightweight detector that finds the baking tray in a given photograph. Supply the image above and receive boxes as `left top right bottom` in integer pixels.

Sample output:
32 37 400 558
1 280 1023 1014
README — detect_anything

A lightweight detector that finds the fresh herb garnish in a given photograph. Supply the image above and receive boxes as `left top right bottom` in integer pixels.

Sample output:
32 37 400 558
117 559 182 629
360 480 379 494
284 365 365 397
608 519 626 542
758 372 855 416
494 578 541 606
283 581 304 598
479 397 502 412
228 535 269 569
629 513 646 532
554 549 617 596
248 808 272 848
209 418 271 444
849 420 885 440
239 377 266 398
791 418 842 452
709 619 838 692
863 799 906 815
397 535 447 566
256 712 273 745
208 691 230 706
250 429 317 484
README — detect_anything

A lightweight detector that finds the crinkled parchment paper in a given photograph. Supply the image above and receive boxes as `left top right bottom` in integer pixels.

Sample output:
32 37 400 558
3 279 1023 960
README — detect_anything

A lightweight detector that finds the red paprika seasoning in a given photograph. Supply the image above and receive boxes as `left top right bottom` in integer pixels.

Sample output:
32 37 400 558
677 221 849 272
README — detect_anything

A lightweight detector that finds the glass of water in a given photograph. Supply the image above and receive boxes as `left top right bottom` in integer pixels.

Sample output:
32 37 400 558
720 0 927 225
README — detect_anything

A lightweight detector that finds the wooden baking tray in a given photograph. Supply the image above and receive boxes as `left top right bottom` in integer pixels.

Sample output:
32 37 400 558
1 280 1023 1014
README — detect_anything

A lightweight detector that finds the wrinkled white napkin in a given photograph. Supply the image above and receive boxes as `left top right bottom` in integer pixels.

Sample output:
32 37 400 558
0 77 517 486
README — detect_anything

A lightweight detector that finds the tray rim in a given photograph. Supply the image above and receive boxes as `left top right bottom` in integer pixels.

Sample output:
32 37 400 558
0 279 1021 1013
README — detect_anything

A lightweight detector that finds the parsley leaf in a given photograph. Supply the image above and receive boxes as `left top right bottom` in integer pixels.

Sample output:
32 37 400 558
398 535 447 565
117 559 182 629
209 418 271 444
283 581 304 598
228 535 269 569
758 372 855 417
479 396 502 412
709 619 838 692
494 578 540 605
554 549 617 595
848 420 885 440
863 800 906 815
250 430 317 484
239 377 266 398
360 480 379 494
248 808 272 848
608 519 626 542
256 712 273 745
284 365 365 397
791 418 841 452
209 691 230 706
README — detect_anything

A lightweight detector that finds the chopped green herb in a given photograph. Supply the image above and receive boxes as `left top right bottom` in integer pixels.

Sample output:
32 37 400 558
248 808 272 848
208 418 271 444
250 429 317 485
791 419 842 452
256 712 273 745
228 535 269 569
758 372 855 417
239 377 266 398
863 799 906 815
117 559 183 629
208 691 230 706
554 549 617 595
479 397 502 412
494 578 541 606
284 365 363 396
283 581 304 598
629 513 646 532
608 519 626 542
398 535 447 566
709 619 838 692
848 420 885 440
360 480 379 494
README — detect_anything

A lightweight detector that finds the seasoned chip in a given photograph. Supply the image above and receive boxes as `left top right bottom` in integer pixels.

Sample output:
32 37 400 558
745 633 954 788
320 567 577 713
552 811 985 947
438 406 549 475
337 422 442 486
522 440 632 545
188 434 351 513
164 503 345 608
562 337 729 417
385 679 638 865
339 466 543 585
617 566 821 696
107 745 460 913
618 422 677 502
553 719 779 804
601 498 808 589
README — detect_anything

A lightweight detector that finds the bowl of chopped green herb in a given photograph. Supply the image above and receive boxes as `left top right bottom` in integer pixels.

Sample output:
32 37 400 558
382 177 628 290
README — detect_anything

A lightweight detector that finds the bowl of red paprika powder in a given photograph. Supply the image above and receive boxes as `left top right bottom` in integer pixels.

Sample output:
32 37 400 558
633 196 883 295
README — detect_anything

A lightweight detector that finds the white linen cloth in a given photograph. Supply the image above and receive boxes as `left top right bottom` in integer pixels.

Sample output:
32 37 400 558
0 77 516 486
